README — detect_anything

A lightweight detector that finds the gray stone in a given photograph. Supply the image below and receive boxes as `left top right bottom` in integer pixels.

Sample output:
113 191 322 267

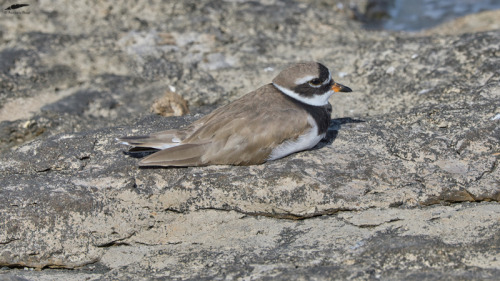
0 0 499 280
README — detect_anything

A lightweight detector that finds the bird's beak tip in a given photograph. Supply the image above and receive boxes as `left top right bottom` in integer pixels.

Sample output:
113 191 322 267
332 82 352 93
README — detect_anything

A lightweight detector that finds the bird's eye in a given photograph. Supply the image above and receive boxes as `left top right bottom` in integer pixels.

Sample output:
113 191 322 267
308 78 322 86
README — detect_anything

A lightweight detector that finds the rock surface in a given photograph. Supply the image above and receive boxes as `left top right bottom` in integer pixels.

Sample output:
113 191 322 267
0 0 499 280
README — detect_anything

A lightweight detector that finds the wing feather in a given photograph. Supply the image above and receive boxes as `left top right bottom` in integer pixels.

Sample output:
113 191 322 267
139 143 206 167
117 130 182 150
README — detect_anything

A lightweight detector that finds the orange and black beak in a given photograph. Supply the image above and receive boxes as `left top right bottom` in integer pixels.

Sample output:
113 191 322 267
331 82 352 93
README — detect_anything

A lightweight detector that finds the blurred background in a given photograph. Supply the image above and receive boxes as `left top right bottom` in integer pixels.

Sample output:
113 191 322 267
357 0 500 31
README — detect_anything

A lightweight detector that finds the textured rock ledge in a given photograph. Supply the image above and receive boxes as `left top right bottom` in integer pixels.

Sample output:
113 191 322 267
2 204 499 280
0 0 499 280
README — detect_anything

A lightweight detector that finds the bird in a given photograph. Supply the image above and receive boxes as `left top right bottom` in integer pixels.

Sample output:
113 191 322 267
118 62 352 167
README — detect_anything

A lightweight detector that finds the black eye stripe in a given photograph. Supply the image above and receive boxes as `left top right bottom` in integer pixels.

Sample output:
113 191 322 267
307 64 330 86
293 81 332 98
309 78 321 85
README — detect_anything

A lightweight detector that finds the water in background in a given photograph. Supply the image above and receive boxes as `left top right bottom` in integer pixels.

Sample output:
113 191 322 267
381 0 500 31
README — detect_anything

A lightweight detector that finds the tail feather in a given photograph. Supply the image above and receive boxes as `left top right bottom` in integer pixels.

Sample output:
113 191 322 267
139 143 206 167
117 133 181 150
117 135 151 145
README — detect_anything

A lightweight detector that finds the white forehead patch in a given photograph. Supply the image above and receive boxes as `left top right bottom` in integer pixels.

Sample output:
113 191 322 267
294 75 316 85
322 71 332 85
273 83 333 106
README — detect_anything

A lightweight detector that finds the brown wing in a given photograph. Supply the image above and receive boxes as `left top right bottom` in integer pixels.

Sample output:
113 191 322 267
139 143 207 166
139 84 312 166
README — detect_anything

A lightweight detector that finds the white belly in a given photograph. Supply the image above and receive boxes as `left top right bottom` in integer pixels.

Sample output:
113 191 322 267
268 117 324 161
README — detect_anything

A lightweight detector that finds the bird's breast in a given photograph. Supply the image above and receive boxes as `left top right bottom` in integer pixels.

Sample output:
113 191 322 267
267 115 324 161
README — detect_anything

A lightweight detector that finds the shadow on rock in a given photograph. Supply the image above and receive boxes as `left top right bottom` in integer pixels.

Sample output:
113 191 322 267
123 147 158 159
314 117 365 150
